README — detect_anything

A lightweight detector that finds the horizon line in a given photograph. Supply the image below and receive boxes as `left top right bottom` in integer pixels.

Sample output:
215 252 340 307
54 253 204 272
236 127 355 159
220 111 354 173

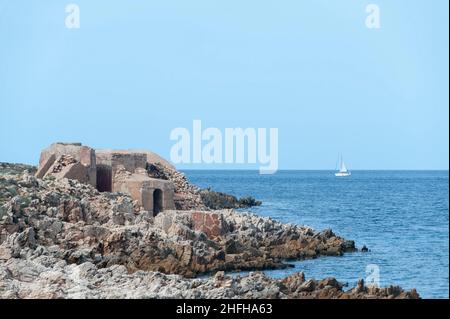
178 168 449 172
1 161 448 172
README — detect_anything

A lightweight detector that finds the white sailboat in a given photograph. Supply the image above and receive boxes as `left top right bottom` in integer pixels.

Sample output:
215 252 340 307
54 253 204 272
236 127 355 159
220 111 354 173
335 156 351 177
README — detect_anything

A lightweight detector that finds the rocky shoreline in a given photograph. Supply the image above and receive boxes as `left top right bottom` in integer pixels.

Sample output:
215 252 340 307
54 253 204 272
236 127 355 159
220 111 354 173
0 163 420 299
0 259 419 299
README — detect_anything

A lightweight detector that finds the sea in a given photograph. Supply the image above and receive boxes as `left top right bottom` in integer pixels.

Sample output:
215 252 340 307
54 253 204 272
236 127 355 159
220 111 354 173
184 170 449 299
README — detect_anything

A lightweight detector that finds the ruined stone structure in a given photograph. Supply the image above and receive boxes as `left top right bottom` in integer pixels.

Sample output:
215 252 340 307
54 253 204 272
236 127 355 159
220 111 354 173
36 143 97 187
95 150 175 214
36 143 175 215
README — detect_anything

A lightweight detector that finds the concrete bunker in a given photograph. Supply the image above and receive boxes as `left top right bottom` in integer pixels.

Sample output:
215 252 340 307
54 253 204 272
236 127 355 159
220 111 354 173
36 143 175 214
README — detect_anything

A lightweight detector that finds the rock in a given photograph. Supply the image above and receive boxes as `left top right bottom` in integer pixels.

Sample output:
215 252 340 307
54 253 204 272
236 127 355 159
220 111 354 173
214 271 225 283
355 279 366 293
299 279 316 292
318 277 342 289
199 188 261 210
191 211 227 238
224 238 238 254
0 162 420 299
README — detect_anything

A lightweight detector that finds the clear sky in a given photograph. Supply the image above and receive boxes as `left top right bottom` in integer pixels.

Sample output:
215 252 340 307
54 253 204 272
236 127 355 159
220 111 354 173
0 0 448 170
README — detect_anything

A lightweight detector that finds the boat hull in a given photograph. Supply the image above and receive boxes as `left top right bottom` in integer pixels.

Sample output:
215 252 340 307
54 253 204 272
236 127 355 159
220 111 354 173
335 172 351 177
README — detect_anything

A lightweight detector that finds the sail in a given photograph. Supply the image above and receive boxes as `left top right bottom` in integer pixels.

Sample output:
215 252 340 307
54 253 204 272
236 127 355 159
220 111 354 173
339 159 348 172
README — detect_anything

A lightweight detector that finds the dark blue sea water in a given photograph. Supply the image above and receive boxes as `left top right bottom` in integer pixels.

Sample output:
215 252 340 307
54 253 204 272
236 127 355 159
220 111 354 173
184 170 449 299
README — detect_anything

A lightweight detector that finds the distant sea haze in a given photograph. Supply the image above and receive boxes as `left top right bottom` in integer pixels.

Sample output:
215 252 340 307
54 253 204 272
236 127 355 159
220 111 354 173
185 170 449 298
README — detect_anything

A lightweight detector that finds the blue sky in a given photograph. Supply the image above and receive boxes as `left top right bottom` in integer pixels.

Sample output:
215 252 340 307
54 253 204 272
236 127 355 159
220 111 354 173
0 0 448 169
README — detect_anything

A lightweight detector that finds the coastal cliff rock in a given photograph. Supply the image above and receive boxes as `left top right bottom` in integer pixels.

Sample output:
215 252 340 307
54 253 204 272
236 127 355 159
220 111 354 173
0 164 419 299
0 169 355 277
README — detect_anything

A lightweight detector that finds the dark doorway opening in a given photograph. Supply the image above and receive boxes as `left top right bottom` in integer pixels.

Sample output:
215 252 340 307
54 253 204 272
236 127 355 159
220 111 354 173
96 165 112 192
153 189 163 216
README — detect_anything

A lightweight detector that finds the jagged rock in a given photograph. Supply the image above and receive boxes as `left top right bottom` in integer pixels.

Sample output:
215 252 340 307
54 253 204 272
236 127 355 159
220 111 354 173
199 188 262 210
0 163 420 299
1 168 357 278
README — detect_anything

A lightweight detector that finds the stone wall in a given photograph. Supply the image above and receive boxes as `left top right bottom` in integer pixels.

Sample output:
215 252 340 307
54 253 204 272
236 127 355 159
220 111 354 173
96 150 147 176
